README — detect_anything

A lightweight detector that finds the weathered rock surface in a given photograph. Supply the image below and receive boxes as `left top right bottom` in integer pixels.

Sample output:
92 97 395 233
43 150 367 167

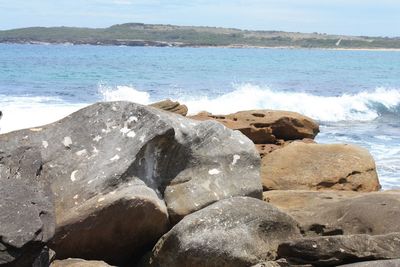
278 233 400 266
51 258 114 267
147 197 301 267
190 110 319 144
0 146 55 267
149 99 188 116
264 190 400 236
338 259 400 267
261 142 380 191
0 101 261 264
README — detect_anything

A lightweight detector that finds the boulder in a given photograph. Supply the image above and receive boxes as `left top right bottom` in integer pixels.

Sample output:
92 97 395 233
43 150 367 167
261 142 380 191
338 259 400 266
264 190 400 236
0 101 261 264
147 197 301 267
0 146 55 267
51 258 114 267
190 110 319 144
149 99 188 116
278 232 400 266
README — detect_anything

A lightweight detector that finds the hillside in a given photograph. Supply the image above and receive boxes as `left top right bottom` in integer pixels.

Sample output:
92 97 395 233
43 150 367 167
0 23 399 49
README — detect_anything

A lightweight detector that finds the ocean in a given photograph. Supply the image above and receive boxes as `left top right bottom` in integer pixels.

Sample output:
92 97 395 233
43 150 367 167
0 43 399 189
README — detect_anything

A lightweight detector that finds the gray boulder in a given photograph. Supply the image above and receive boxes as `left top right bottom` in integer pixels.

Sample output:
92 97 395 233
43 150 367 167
278 233 400 266
147 197 301 267
0 101 261 264
0 147 55 267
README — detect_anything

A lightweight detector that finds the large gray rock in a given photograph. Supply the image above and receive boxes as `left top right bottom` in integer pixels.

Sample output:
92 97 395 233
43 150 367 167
264 190 400 236
0 146 55 267
0 101 261 264
147 197 301 267
278 233 400 266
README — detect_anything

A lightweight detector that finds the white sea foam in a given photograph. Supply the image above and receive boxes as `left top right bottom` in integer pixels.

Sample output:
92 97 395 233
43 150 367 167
178 84 400 121
97 84 400 122
99 84 151 104
0 95 85 134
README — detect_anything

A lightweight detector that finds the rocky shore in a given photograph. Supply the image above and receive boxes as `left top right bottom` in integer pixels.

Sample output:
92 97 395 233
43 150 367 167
0 100 398 267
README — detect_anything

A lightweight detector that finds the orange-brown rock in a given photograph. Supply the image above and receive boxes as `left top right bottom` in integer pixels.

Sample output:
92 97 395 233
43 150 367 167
149 99 188 116
190 110 319 144
261 142 380 192
51 259 114 267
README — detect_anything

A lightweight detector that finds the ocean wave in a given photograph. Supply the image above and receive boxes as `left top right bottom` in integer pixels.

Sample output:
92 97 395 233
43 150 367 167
99 84 151 104
0 95 85 134
98 83 400 122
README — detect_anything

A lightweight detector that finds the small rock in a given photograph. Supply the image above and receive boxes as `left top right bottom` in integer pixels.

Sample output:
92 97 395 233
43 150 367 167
149 99 188 116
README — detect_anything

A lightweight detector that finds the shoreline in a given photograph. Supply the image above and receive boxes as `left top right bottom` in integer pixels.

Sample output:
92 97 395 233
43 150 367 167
1 41 400 51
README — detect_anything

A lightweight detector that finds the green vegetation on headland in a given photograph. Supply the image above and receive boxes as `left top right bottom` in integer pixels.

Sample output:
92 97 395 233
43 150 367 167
1 23 400 49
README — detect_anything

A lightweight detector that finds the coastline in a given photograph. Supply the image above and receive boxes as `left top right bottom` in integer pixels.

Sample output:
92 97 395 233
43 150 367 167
1 40 400 51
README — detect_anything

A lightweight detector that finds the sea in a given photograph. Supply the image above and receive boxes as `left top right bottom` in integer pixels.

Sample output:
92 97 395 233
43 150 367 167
0 43 399 189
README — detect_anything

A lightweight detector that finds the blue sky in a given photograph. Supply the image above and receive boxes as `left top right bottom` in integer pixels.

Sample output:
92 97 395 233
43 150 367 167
0 0 399 36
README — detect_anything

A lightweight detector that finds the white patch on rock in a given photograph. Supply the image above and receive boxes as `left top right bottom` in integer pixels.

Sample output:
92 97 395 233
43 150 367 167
98 197 105 202
120 127 130 134
208 169 221 175
239 140 245 144
180 123 186 128
110 155 120 161
140 135 146 142
111 106 117 111
75 149 87 156
92 146 99 154
73 194 79 199
116 147 121 151
42 141 48 149
70 170 78 182
232 155 241 165
63 136 72 147
127 131 136 138
93 135 102 142
128 116 138 123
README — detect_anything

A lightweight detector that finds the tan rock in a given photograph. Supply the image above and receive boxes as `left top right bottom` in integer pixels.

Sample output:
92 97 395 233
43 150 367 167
51 258 113 267
189 110 319 144
264 190 400 236
149 99 188 116
261 142 380 191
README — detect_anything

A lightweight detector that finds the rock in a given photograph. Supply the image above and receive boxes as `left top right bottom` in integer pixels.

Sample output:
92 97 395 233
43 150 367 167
264 190 400 236
190 110 319 144
149 99 188 116
261 142 380 191
338 259 400 266
0 101 261 264
147 197 301 267
278 232 400 266
0 146 55 267
51 258 114 267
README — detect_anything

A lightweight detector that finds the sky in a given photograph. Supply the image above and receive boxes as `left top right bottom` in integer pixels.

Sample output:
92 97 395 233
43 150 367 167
0 0 399 37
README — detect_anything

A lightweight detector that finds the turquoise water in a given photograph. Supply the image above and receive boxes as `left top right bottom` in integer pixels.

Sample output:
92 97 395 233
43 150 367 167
0 44 399 188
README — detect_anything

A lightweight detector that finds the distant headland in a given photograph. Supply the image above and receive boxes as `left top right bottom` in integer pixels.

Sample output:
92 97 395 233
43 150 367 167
0 23 399 49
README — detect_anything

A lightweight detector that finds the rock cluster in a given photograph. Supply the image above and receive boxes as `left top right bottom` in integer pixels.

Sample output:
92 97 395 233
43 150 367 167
0 100 396 267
